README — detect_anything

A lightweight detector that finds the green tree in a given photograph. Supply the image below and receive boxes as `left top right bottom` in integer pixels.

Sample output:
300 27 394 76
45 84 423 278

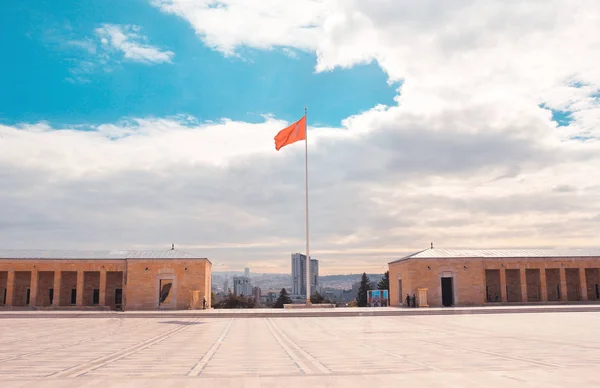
310 291 325 304
213 292 255 309
273 288 292 308
377 271 389 290
356 272 372 307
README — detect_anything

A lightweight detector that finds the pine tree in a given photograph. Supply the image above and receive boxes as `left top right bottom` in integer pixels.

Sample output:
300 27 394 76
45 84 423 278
377 271 389 290
273 288 292 308
356 272 372 307
310 291 325 304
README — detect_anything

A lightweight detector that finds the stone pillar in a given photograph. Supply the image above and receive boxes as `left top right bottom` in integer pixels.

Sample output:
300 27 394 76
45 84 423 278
122 270 127 311
30 269 39 307
580 268 588 301
6 270 15 306
520 269 528 303
499 268 507 302
53 271 61 307
559 267 568 301
539 268 548 302
76 270 84 307
417 288 429 307
99 269 107 306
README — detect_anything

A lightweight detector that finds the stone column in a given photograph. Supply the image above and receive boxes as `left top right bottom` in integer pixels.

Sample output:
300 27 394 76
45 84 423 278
580 268 588 301
99 269 107 306
53 271 62 307
6 270 15 306
499 268 507 302
76 270 84 307
539 268 548 302
559 267 568 301
122 270 127 311
30 269 39 307
520 269 528 303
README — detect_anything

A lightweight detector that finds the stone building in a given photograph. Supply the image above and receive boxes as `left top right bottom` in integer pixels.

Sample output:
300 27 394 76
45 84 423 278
389 248 600 307
0 249 211 310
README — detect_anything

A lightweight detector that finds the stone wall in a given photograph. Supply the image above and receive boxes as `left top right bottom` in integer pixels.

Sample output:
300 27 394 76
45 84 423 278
389 256 600 307
36 271 54 306
546 268 561 301
13 271 31 306
485 270 501 302
586 268 600 301
0 271 7 305
566 268 581 301
125 259 210 310
525 269 541 302
505 269 521 302
106 271 123 309
83 271 100 306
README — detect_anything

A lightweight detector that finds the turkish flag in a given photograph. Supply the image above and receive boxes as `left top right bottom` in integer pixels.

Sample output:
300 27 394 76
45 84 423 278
274 116 306 151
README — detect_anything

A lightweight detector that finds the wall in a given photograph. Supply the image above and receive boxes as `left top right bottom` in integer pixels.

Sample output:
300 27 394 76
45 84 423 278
13 271 31 306
525 269 541 302
105 271 123 309
485 270 501 302
37 271 54 306
546 269 561 301
586 268 600 301
565 268 581 301
0 271 7 305
390 258 486 307
505 269 521 302
83 272 100 306
389 256 600 307
0 260 124 309
0 258 210 310
125 258 210 310
60 271 78 306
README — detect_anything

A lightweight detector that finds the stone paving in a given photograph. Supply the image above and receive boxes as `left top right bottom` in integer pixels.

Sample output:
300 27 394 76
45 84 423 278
1 312 599 387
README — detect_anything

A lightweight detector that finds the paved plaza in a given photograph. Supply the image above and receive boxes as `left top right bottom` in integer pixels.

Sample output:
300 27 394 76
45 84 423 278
1 312 599 387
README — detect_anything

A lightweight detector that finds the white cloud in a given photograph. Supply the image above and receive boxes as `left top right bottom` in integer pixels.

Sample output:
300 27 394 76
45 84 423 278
151 0 326 55
1 106 599 273
95 24 174 64
153 0 600 139
3 1 600 273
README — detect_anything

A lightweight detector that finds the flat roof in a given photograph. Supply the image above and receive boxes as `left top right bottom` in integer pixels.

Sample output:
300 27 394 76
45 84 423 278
0 249 209 261
389 248 600 264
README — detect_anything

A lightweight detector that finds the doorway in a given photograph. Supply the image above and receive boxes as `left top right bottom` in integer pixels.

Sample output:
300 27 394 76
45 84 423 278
441 277 454 306
115 288 123 309
159 279 174 306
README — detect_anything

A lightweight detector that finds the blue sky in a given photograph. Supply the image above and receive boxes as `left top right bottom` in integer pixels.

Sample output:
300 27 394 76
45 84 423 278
0 0 397 127
1 1 598 273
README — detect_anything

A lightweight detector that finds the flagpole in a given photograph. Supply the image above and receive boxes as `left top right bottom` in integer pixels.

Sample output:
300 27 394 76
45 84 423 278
304 106 311 305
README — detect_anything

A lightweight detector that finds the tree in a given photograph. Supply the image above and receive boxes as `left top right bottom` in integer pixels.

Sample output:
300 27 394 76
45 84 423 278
356 272 372 307
273 288 292 308
213 292 255 309
378 271 389 290
310 291 325 304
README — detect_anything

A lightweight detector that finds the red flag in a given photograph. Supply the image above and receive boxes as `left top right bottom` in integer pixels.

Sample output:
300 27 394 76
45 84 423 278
274 116 306 151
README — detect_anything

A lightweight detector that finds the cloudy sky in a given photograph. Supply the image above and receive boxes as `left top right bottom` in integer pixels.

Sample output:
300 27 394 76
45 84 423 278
1 1 599 275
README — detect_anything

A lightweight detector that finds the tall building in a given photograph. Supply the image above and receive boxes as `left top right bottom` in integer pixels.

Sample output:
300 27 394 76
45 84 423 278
244 267 250 277
291 253 319 297
252 286 261 304
233 276 252 296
